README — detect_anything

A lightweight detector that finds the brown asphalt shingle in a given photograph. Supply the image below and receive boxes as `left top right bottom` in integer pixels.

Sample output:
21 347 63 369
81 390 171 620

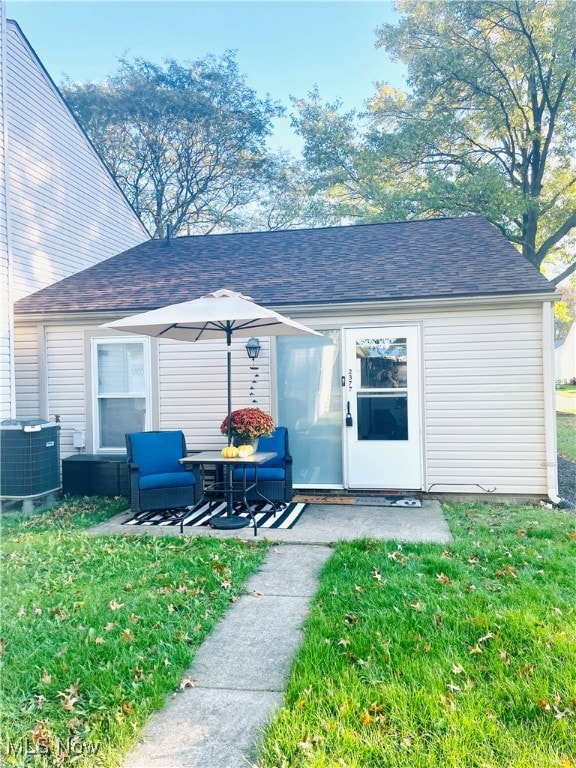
15 216 554 314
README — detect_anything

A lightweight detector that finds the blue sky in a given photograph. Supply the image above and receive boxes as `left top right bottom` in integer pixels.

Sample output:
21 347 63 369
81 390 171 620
6 1 405 153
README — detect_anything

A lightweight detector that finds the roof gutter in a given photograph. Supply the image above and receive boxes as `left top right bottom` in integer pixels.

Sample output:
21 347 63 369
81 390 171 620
266 291 561 319
14 291 561 324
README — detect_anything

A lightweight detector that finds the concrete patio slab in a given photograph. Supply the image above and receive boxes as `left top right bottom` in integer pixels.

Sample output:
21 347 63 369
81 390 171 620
91 499 452 545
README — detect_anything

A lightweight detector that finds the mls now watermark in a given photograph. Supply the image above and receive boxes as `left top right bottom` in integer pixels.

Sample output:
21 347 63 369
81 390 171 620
4 736 100 759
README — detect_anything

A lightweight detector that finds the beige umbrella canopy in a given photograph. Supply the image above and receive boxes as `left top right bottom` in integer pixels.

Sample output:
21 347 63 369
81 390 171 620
102 288 322 441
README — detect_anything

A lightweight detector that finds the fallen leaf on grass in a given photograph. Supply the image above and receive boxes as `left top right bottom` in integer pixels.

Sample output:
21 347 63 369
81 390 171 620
360 710 375 725
436 573 451 585
109 599 124 611
30 722 52 749
494 565 518 579
58 689 79 712
469 644 483 655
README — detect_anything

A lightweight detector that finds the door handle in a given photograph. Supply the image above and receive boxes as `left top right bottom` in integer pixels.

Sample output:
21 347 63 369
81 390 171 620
345 401 353 427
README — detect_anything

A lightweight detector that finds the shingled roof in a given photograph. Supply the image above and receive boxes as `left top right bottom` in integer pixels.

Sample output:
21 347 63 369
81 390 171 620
15 216 554 314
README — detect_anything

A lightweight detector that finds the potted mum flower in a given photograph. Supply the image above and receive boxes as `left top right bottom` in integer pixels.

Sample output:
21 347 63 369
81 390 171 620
220 407 275 448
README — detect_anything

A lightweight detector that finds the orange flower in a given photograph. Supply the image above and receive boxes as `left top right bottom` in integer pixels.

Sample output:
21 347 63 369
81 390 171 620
220 408 275 440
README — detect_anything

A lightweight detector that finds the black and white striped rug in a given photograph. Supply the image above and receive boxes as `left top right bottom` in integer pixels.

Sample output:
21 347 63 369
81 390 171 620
123 501 308 530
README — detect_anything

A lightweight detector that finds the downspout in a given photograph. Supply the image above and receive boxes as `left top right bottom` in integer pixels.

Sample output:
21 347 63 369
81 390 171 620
542 301 560 504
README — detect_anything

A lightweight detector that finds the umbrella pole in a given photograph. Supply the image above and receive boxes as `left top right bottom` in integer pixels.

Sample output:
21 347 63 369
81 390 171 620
227 345 232 446
211 329 249 529
224 333 233 518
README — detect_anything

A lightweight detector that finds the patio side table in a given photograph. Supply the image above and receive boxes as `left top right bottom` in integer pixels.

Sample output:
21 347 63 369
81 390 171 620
180 451 277 536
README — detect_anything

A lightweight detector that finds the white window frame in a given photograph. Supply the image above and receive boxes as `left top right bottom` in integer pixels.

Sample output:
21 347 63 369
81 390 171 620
91 337 152 453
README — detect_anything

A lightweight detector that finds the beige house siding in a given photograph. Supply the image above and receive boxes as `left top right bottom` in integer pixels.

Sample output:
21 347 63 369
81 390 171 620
158 337 271 450
15 321 271 456
14 297 553 498
422 306 546 496
4 21 148 303
12 322 41 419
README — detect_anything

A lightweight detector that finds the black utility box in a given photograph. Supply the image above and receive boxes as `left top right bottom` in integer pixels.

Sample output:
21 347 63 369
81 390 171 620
1 419 61 497
62 454 129 497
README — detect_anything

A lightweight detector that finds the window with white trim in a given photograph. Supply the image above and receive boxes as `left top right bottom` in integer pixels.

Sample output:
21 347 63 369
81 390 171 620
92 339 151 451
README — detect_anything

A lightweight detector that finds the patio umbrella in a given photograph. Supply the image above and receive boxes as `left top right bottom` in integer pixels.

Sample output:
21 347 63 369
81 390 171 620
102 287 321 465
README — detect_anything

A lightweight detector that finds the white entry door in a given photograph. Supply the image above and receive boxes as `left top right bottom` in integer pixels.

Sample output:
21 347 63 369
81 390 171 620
343 326 423 489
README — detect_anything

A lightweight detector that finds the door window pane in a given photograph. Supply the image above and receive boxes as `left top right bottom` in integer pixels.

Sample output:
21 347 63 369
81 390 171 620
357 394 408 441
277 331 342 485
356 338 407 389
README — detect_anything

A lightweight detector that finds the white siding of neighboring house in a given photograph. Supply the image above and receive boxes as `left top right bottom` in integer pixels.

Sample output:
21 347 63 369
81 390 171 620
0 3 12 418
4 21 148 303
555 322 576 384
14 298 553 498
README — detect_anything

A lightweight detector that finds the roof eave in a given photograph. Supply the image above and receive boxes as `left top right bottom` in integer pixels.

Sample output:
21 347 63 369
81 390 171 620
14 290 560 325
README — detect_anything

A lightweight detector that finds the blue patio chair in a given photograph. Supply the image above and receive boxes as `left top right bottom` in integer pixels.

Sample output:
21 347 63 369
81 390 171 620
232 426 293 506
125 430 198 519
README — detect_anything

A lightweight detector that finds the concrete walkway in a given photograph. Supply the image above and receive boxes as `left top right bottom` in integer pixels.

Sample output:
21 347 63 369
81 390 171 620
123 545 332 768
115 501 451 768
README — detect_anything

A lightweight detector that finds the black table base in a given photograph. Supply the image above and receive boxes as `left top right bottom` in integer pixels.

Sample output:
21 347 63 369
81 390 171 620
209 514 250 530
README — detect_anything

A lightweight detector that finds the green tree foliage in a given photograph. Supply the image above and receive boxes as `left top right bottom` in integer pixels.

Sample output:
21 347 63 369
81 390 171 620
243 151 338 231
293 1 576 281
62 54 283 237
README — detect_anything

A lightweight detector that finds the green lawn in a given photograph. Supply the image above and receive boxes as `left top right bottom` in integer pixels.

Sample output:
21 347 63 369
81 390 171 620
557 386 576 416
0 497 268 767
256 503 576 768
557 412 576 460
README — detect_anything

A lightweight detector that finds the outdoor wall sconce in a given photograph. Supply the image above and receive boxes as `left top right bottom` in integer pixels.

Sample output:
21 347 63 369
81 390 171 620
245 337 261 360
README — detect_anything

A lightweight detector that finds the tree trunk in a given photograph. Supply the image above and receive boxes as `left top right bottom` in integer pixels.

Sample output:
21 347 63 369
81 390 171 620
521 207 540 268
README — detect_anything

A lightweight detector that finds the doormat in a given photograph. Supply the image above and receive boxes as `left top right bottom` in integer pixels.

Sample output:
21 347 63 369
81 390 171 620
293 494 421 508
123 501 308 530
293 495 354 505
353 496 421 507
